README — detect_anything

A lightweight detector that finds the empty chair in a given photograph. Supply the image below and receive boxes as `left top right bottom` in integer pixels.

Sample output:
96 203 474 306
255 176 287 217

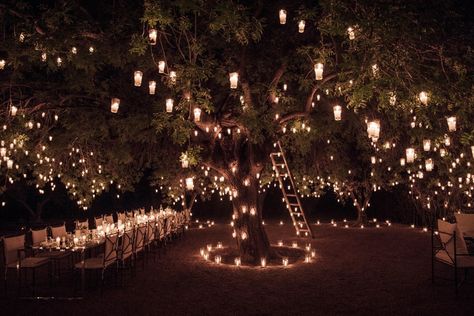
95 216 104 228
50 224 67 239
126 211 133 218
118 229 134 280
455 213 474 238
75 219 89 230
30 228 48 247
105 214 114 224
117 212 126 223
432 220 474 293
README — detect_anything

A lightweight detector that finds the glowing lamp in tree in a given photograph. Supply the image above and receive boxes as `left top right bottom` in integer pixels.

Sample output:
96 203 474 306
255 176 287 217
279 9 287 24
0 59 5 69
446 116 457 132
148 81 156 95
148 29 157 45
56 57 62 67
298 20 305 33
7 159 13 169
419 91 428 105
110 98 120 113
314 63 324 80
229 72 239 89
181 154 189 168
425 158 434 172
389 92 397 105
400 158 406 166
185 177 194 190
406 148 415 163
10 106 18 116
333 105 342 121
194 107 202 122
158 61 165 73
471 146 474 158
169 71 177 84
367 120 381 142
347 27 355 40
166 98 174 113
134 71 143 87
423 139 431 151
0 148 6 157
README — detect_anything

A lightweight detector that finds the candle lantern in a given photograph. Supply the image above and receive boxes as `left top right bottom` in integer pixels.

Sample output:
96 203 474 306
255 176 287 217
347 27 355 40
148 29 157 45
0 59 5 69
423 139 431 151
7 159 13 169
298 20 305 33
134 71 143 87
148 81 156 95
440 148 446 157
279 10 287 24
229 72 239 89
314 63 324 80
10 106 18 116
215 255 222 264
406 148 415 163
166 98 174 113
371 156 376 164
425 158 434 172
444 135 451 146
0 148 6 157
389 92 396 106
110 98 120 113
158 61 166 73
194 108 202 122
366 120 381 142
169 71 177 84
71 47 77 54
333 105 342 121
447 116 456 132
56 57 62 67
185 177 194 190
234 257 241 266
282 257 289 266
261 257 267 268
41 53 47 62
471 146 474 158
419 91 428 105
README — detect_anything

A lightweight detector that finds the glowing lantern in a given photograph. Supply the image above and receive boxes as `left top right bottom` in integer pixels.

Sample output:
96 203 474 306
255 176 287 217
0 148 6 157
367 120 381 142
261 258 267 268
214 255 222 264
372 64 379 76
389 92 396 105
282 257 289 266
166 98 174 113
71 47 77 54
314 63 324 80
110 98 120 113
234 257 241 266
56 57 62 67
0 59 5 69
347 27 355 40
7 159 13 169
185 177 194 190
148 81 156 95
279 10 287 24
229 72 239 89
134 71 143 87
148 29 157 45
169 71 177 84
447 116 456 132
371 156 376 164
471 146 474 158
406 148 415 163
440 148 446 157
158 61 166 73
41 52 47 62
419 91 428 105
194 108 202 122
425 158 434 172
444 135 451 146
423 139 431 151
400 158 406 166
181 155 189 168
10 106 18 116
333 105 342 121
298 20 305 33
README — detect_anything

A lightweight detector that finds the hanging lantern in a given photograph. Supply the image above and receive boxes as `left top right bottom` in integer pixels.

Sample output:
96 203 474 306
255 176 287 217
444 135 451 146
446 116 456 132
71 47 77 54
279 9 287 24
333 105 342 121
400 158 406 166
440 148 446 157
471 146 474 158
41 52 47 62
229 72 239 89
7 159 13 169
371 156 376 164
371 64 379 76
181 154 189 168
110 98 120 113
389 92 396 106
406 148 415 163
169 71 177 84
347 27 355 40
194 108 202 122
134 71 143 87
425 158 434 172
185 177 194 190
148 81 156 95
423 139 431 151
56 57 62 67
148 29 157 45
314 63 324 80
158 61 166 73
166 98 174 113
419 91 428 105
10 106 18 116
298 20 305 33
367 120 381 142
0 59 5 69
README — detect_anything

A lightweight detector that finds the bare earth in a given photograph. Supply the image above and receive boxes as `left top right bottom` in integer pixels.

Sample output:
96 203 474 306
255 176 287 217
2 222 473 316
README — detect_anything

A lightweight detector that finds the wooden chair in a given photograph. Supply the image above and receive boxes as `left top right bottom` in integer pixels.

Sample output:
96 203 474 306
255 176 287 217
432 219 474 293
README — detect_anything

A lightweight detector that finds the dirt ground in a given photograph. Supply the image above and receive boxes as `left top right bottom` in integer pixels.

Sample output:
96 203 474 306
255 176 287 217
1 222 473 316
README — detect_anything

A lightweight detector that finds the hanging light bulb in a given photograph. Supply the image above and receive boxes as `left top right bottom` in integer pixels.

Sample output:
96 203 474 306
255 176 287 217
148 81 156 95
194 108 202 122
347 26 355 40
134 71 143 87
314 63 324 80
56 57 62 67
185 177 194 190
229 72 239 89
423 139 431 151
333 105 342 121
406 148 415 163
425 158 434 172
279 9 287 24
446 116 457 132
169 71 177 84
148 29 157 45
158 61 166 73
110 98 120 113
367 120 381 142
166 98 174 113
10 106 18 116
298 20 305 33
419 91 428 105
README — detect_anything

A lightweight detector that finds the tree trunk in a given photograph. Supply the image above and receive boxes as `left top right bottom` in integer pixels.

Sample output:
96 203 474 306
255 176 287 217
232 177 271 263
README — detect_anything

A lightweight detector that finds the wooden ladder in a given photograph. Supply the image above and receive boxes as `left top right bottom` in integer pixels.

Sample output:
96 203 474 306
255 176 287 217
270 141 314 238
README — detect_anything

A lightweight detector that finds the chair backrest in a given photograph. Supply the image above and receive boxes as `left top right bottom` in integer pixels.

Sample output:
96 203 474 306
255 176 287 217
105 214 114 224
158 218 165 238
103 234 118 267
95 216 103 228
437 220 468 258
118 212 126 222
120 229 134 260
146 221 155 244
31 228 48 246
455 213 474 236
126 211 133 218
76 219 89 230
134 225 146 252
2 234 25 265
50 224 67 239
